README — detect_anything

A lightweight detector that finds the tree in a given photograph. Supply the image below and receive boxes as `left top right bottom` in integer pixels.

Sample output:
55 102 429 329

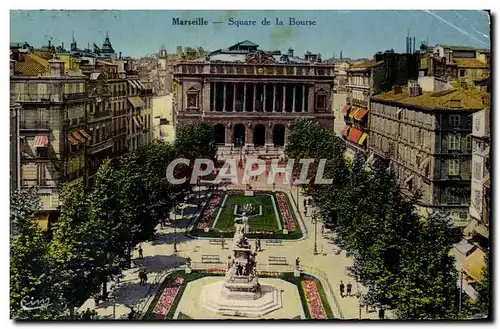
10 188 66 319
174 122 217 162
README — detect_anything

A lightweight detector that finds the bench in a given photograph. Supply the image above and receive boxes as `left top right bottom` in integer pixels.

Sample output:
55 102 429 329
201 255 221 264
268 256 287 266
265 239 283 246
209 239 223 245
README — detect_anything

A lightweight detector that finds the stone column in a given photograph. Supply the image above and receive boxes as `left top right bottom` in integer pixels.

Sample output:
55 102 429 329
246 122 252 145
308 85 314 112
223 83 227 112
292 85 296 112
263 84 267 112
282 84 286 112
253 84 257 112
302 84 306 112
272 84 276 112
233 83 237 111
243 83 247 112
226 123 232 146
213 82 217 111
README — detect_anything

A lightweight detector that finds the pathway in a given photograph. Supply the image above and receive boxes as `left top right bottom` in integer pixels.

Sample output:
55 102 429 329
79 176 382 320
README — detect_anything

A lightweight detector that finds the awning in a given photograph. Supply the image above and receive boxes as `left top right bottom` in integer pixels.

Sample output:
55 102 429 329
358 132 368 145
137 115 144 126
33 135 48 148
347 127 363 143
135 80 146 89
68 135 79 145
455 238 476 256
133 116 141 128
79 129 92 141
131 80 142 89
341 104 351 115
72 131 86 143
127 80 138 89
128 96 145 108
420 156 431 170
405 174 414 184
340 126 349 137
474 225 489 239
463 248 486 282
349 108 360 118
354 108 369 121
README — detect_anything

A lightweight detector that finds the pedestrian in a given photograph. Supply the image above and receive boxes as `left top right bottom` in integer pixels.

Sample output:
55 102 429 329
340 281 345 298
346 282 352 296
138 246 143 260
173 240 178 252
303 199 307 210
91 310 97 320
378 308 385 320
83 308 91 319
221 236 226 249
258 239 262 251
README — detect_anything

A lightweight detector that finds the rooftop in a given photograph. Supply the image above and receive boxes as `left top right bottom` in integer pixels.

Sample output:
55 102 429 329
453 58 489 69
373 86 490 111
349 60 383 69
14 53 49 76
436 44 479 52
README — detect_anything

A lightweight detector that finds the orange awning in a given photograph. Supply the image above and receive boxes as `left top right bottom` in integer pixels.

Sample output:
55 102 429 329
33 135 48 148
68 135 79 145
349 108 360 118
72 131 86 143
354 108 369 121
79 129 92 140
340 126 349 137
342 104 351 115
347 128 363 143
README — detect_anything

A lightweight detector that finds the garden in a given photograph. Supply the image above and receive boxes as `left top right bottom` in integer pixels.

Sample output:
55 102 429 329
190 190 302 240
143 270 334 320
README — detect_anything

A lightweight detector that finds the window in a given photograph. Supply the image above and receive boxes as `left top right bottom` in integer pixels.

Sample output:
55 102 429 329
315 94 327 111
459 69 466 77
449 115 461 126
447 159 460 176
187 92 199 109
466 135 472 151
473 189 481 207
448 134 461 150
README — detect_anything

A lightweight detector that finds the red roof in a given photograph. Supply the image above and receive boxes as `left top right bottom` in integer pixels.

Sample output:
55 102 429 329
340 126 349 137
347 128 363 143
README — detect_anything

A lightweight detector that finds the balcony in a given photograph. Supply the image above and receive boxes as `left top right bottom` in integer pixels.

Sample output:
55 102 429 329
63 92 87 101
173 63 333 77
11 93 63 103
351 98 368 108
88 139 113 155
88 111 112 123
20 120 50 130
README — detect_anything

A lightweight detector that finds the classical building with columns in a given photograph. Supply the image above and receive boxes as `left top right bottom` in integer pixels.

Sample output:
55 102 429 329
172 41 334 155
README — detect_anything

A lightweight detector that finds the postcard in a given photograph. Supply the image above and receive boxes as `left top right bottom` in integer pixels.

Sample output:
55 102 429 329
9 9 491 321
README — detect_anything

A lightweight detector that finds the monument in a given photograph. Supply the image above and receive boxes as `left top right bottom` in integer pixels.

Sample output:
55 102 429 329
199 214 282 317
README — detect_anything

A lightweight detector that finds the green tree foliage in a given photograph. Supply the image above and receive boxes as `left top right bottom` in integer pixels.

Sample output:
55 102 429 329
10 188 66 319
285 119 460 319
174 122 217 162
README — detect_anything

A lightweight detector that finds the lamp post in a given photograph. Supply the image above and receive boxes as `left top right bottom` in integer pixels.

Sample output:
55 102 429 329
236 136 243 168
312 209 319 255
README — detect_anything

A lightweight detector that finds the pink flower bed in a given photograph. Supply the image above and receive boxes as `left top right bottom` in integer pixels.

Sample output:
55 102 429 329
259 271 281 277
301 280 327 319
203 268 226 275
197 192 222 229
152 276 185 318
276 193 296 231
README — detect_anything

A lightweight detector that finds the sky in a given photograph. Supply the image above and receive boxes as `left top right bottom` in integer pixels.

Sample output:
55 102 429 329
10 10 491 59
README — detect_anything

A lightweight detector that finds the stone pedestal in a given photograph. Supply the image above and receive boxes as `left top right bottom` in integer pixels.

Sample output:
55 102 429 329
245 190 254 196
282 229 288 235
294 269 301 277
185 266 192 274
204 227 210 233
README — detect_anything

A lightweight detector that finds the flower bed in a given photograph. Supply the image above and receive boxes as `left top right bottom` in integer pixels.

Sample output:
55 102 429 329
276 193 296 231
152 277 185 318
301 280 327 319
202 268 226 275
197 192 222 229
258 271 281 277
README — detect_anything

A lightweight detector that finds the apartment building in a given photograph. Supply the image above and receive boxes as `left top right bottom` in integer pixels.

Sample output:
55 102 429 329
369 76 489 225
341 50 420 158
465 105 490 243
10 42 154 227
10 102 22 192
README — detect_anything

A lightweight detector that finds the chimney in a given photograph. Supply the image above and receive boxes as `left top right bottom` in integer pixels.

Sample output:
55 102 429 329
119 52 122 59
10 59 15 76
393 85 403 94
460 81 468 90
48 59 65 77
48 39 51 48
288 47 294 57
449 99 462 108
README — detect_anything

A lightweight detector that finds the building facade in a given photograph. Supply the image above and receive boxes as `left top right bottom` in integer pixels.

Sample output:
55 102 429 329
10 40 154 225
466 105 490 240
10 102 22 192
369 77 489 225
173 41 334 157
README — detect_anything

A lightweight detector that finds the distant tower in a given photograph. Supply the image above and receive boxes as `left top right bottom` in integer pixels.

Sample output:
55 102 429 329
71 31 77 51
340 51 343 60
101 31 116 58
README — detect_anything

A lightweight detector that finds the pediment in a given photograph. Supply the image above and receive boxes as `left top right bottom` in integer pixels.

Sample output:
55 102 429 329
246 50 276 65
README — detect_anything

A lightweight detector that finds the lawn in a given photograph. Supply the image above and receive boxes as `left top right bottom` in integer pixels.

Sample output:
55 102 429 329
213 193 280 232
